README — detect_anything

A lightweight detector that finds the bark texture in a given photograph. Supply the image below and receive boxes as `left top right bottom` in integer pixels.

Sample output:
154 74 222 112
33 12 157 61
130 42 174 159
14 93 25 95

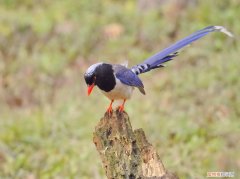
93 111 178 179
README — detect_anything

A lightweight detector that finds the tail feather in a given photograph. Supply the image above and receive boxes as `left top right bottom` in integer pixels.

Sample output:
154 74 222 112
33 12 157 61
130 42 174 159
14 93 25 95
131 26 233 75
131 52 178 75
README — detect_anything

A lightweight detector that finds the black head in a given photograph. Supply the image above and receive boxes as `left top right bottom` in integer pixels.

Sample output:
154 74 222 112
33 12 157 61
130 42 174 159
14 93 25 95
84 63 116 95
84 72 96 86
84 63 102 95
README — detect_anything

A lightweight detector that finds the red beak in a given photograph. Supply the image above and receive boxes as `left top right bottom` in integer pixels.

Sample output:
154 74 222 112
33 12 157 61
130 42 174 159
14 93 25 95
87 83 95 96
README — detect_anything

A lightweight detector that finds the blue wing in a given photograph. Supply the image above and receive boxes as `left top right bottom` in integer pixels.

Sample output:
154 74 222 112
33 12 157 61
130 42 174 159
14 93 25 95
131 26 233 75
115 67 144 88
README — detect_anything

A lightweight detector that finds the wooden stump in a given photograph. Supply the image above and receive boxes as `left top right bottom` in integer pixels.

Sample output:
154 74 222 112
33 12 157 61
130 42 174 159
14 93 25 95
93 111 178 179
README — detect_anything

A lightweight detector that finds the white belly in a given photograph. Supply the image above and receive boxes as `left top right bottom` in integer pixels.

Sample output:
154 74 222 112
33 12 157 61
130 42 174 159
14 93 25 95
101 78 134 100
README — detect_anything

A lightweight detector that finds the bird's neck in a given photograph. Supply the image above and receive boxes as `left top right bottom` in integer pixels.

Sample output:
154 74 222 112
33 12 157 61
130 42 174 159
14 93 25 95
95 64 116 92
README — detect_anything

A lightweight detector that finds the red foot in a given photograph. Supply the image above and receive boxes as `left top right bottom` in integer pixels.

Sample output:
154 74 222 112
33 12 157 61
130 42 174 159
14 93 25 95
107 105 113 114
118 105 124 112
106 100 114 114
118 99 126 112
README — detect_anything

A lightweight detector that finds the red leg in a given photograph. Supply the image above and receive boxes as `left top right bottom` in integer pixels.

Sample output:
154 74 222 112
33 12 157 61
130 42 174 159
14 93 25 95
106 100 114 114
118 99 126 112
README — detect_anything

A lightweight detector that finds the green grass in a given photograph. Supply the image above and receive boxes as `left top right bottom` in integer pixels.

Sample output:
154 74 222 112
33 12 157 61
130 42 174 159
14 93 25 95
0 1 240 178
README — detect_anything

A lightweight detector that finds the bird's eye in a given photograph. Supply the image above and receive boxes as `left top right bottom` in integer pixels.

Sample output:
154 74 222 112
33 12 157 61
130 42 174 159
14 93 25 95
84 74 96 85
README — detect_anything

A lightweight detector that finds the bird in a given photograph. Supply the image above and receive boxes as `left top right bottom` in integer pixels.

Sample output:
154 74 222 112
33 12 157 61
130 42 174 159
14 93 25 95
84 26 233 114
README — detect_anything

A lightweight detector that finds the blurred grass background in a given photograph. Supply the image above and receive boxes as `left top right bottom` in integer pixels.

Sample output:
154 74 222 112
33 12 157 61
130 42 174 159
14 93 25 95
0 0 239 178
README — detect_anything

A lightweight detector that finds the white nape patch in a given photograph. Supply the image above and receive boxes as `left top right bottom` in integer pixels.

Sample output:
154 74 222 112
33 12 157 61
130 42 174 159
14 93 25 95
85 62 103 75
121 61 128 67
214 26 234 37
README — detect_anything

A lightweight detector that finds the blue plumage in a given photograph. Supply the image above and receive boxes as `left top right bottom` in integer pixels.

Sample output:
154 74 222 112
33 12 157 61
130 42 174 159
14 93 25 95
115 67 144 88
84 25 233 112
131 26 233 75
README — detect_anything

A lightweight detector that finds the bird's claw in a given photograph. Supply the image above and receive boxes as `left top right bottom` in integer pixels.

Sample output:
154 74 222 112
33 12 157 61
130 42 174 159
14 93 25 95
107 107 113 113
118 106 124 112
105 106 113 117
116 107 126 118
116 105 125 113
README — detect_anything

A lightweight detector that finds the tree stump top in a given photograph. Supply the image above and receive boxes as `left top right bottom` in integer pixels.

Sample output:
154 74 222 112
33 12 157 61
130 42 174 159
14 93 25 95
93 111 178 179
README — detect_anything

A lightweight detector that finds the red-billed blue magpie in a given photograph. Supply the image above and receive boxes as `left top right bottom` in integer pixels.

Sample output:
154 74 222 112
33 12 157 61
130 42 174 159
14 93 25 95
84 26 233 113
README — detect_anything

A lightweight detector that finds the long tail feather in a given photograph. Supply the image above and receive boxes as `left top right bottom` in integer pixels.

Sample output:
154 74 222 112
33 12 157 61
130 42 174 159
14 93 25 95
131 26 233 75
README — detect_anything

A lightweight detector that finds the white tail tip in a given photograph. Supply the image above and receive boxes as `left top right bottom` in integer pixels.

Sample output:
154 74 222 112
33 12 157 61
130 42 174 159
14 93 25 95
214 26 234 37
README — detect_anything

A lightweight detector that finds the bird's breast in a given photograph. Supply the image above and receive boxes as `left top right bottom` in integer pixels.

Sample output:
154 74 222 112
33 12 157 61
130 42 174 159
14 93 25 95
101 78 134 100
